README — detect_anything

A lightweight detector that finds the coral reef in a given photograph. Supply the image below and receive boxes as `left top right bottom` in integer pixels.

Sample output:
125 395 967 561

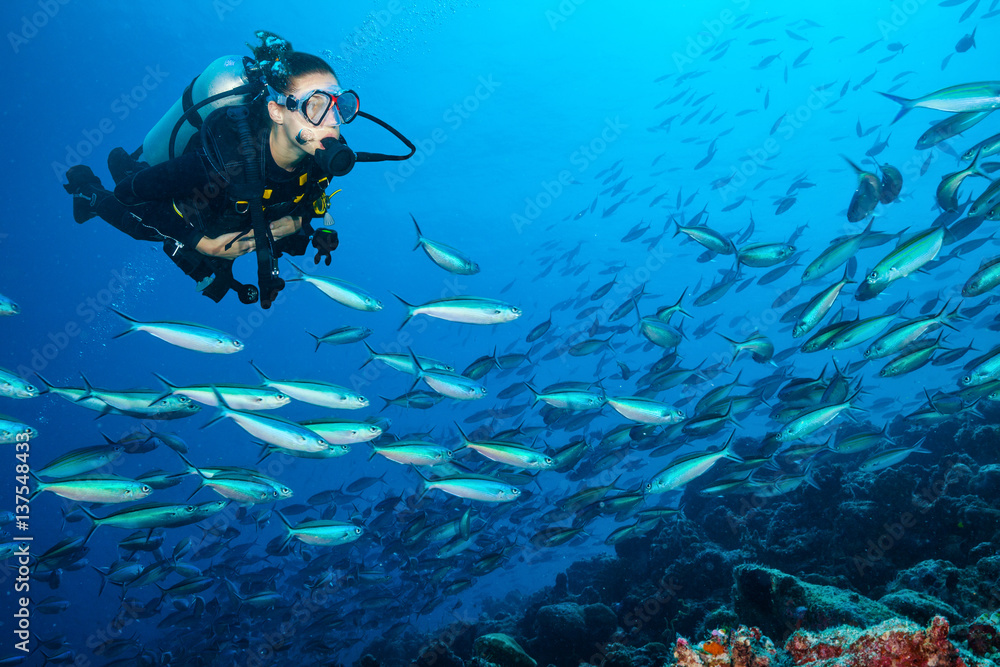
472 633 536 667
732 564 896 641
784 616 985 666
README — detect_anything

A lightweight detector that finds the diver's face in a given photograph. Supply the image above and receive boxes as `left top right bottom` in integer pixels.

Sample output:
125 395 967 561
270 71 343 155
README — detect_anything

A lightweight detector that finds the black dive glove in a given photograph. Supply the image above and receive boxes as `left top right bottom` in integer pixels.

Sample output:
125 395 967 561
314 137 357 177
312 228 339 265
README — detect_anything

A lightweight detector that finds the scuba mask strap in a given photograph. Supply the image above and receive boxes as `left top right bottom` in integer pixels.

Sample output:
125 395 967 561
353 110 416 163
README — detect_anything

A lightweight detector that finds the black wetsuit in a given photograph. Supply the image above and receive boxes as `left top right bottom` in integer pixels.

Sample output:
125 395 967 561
92 106 331 301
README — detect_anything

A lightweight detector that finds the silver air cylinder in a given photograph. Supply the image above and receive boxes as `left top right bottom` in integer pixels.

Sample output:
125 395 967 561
141 55 251 165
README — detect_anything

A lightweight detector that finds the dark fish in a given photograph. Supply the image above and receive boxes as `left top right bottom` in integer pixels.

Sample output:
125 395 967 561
844 157 882 221
621 221 650 242
878 163 903 203
956 27 976 52
526 313 553 343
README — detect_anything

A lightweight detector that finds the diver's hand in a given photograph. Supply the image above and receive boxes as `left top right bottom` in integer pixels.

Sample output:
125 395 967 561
196 231 255 259
269 215 302 241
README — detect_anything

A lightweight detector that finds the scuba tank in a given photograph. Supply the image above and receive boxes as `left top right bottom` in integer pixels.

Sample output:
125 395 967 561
141 55 263 165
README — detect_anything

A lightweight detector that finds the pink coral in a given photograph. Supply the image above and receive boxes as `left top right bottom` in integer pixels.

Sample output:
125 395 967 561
784 616 967 666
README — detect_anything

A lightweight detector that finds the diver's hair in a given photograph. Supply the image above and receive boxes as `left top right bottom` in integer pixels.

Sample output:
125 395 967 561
248 30 337 94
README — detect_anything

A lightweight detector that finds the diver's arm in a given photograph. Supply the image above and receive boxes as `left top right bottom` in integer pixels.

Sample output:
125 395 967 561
113 151 215 206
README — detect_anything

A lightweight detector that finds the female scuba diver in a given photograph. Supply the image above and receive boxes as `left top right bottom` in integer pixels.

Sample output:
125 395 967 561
63 31 413 308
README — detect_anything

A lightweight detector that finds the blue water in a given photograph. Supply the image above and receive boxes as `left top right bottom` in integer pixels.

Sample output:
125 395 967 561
2 0 999 664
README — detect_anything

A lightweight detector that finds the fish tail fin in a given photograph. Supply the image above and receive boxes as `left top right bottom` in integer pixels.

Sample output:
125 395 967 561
256 442 274 464
722 430 743 462
410 213 424 250
406 348 425 392
200 386 232 429
27 470 44 502
453 422 473 446
248 359 270 383
723 401 741 428
411 465 432 501
393 293 416 330
174 449 203 478
305 331 322 352
360 342 377 369
107 306 140 339
150 372 177 405
379 396 392 413
78 504 100 546
274 510 296 551
675 287 692 319
878 91 914 124
284 258 306 281
523 379 541 404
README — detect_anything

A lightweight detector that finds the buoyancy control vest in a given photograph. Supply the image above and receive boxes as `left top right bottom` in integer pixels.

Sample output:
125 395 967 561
133 53 414 308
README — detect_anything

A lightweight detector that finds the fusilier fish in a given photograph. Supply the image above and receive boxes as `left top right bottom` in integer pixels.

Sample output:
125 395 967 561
370 440 454 466
37 444 125 478
859 225 944 299
858 439 930 471
673 219 735 254
30 474 153 504
737 242 796 267
962 255 1000 297
0 416 36 444
411 214 480 275
961 345 1000 386
0 293 20 315
776 389 862 441
880 81 1000 122
395 295 521 328
203 390 330 453
285 260 383 311
0 368 38 399
793 266 853 337
417 471 521 503
250 361 368 409
646 431 741 493
299 418 381 445
108 307 243 354
152 373 290 410
525 381 604 410
276 512 364 547
305 326 372 350
607 396 684 424
409 350 487 400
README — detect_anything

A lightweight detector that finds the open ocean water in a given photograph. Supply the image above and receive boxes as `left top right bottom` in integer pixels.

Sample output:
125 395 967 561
2 0 1000 665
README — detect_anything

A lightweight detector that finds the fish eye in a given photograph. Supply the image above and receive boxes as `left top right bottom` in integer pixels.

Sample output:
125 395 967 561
233 341 244 348
142 485 151 494
868 271 878 280
26 385 35 392
511 488 520 495
355 527 363 534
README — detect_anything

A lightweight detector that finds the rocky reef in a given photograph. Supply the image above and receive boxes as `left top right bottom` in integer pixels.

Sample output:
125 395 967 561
358 413 1000 667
